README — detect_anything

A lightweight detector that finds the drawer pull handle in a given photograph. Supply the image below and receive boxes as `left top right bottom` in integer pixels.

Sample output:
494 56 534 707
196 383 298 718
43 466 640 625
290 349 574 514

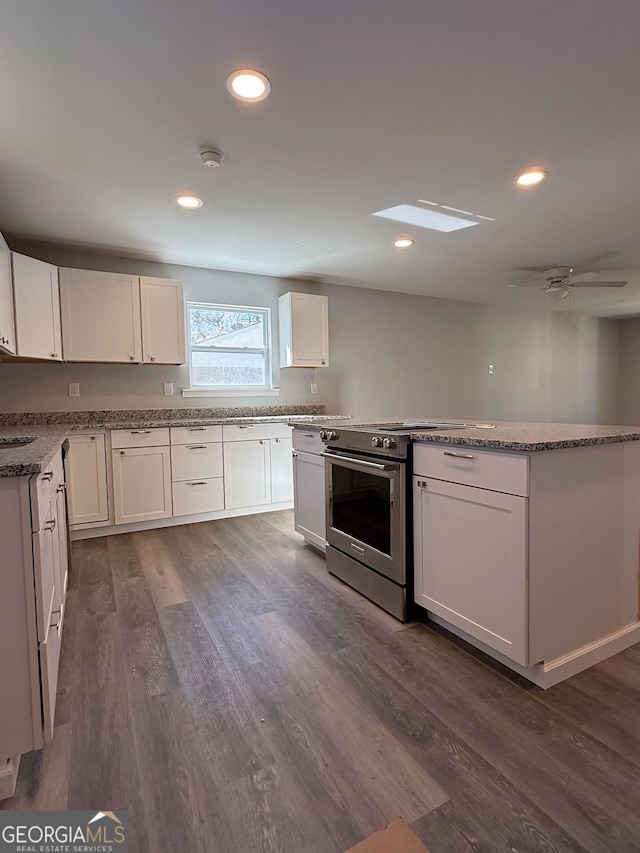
443 451 475 460
131 430 152 435
186 445 207 450
188 427 206 431
50 609 62 630
302 433 315 438
42 471 54 481
45 518 56 532
187 481 207 486
238 425 254 429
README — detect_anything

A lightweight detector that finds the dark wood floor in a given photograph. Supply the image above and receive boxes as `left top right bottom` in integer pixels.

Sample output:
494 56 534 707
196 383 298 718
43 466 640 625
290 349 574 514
3 511 640 852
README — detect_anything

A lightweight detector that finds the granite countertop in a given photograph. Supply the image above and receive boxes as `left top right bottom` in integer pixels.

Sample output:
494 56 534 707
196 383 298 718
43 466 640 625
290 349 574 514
409 420 640 452
0 408 351 477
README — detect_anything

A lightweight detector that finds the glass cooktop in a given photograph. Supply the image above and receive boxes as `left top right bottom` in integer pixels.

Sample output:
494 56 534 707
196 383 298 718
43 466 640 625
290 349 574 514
363 422 496 432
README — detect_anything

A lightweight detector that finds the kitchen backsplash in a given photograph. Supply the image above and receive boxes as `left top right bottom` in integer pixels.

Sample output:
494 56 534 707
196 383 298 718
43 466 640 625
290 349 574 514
0 404 326 427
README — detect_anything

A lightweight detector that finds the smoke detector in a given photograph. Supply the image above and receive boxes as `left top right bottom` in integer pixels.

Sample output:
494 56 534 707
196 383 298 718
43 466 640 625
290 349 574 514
199 147 224 167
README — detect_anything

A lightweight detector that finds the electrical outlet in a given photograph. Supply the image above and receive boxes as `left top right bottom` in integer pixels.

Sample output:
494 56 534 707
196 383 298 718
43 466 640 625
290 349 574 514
310 382 318 394
163 382 174 396
487 364 494 375
68 382 80 397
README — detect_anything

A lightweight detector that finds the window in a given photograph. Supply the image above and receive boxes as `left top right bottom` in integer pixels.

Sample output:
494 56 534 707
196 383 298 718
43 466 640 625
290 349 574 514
187 302 272 390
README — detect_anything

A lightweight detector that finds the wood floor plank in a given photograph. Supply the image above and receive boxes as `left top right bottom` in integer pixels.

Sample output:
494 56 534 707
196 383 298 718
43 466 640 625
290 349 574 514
160 600 276 783
75 537 116 616
132 528 189 608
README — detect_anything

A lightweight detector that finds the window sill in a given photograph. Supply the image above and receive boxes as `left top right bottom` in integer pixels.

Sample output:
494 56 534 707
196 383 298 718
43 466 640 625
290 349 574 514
182 387 281 398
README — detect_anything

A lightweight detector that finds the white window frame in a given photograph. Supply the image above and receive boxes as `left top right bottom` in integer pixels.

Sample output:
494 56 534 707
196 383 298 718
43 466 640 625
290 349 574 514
183 301 278 397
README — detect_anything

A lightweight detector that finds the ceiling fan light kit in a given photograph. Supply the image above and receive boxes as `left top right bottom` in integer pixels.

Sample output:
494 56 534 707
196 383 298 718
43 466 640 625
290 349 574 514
509 263 628 296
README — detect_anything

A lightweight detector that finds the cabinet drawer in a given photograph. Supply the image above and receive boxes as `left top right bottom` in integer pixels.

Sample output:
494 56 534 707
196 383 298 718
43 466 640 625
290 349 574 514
171 442 223 481
292 428 324 454
172 478 224 516
223 422 292 442
111 427 170 448
413 443 529 497
33 519 56 643
170 425 222 445
32 450 63 531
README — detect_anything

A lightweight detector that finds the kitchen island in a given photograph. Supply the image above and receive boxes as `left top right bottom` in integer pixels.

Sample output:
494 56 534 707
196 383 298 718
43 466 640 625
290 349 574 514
294 418 640 687
411 421 640 687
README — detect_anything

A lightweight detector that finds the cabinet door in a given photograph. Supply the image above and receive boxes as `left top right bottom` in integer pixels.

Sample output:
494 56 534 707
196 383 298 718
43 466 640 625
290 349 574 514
0 231 16 354
12 253 62 360
414 476 528 665
293 450 326 550
278 292 329 367
112 446 172 524
140 277 186 364
271 436 294 503
223 440 270 509
67 434 109 525
59 268 141 362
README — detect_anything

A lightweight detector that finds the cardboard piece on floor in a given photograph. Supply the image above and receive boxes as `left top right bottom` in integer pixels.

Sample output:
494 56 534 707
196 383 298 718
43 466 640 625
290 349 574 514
345 817 430 853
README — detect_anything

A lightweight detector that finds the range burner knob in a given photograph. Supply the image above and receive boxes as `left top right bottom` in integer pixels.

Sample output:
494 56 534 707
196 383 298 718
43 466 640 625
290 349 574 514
327 430 339 441
372 436 383 448
382 437 397 449
319 429 328 440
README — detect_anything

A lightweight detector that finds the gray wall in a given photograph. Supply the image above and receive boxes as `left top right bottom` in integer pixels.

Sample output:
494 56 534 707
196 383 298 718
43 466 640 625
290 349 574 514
0 238 626 423
618 318 640 424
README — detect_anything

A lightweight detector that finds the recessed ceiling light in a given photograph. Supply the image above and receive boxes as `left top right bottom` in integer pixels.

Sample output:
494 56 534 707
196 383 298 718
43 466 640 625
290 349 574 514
393 237 414 249
227 69 271 102
175 194 203 209
374 204 479 233
515 168 548 187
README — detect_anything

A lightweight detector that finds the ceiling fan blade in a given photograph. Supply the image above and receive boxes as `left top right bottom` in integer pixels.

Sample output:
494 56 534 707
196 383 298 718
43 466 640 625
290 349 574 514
573 280 628 288
574 251 619 271
507 278 547 288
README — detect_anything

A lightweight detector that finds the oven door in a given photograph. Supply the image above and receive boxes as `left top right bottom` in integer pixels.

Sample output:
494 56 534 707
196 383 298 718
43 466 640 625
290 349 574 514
323 450 405 583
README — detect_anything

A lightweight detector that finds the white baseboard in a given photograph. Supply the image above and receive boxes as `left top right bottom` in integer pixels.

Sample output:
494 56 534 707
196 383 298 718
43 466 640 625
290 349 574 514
0 755 20 800
427 613 640 689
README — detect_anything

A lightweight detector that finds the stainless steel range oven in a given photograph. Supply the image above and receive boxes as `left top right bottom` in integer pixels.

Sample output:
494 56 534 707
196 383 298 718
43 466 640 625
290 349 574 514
320 426 411 621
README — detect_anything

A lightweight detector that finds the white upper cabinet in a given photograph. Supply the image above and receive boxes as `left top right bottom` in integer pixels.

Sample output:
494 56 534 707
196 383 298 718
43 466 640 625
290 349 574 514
12 253 62 361
278 292 329 368
140 276 186 364
59 268 142 362
0 232 16 354
59 269 185 364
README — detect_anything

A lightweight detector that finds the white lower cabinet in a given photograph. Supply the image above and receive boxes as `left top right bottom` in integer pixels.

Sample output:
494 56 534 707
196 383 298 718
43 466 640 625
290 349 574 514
66 434 109 525
0 447 69 796
112 445 172 524
292 428 326 550
413 444 528 666
222 423 294 511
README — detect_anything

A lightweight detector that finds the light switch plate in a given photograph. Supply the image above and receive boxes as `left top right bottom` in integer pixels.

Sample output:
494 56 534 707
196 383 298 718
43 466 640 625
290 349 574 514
310 382 318 394
164 382 174 396
68 382 80 397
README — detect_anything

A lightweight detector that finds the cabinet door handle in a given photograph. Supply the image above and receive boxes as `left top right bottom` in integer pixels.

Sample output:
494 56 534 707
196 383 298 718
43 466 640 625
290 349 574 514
51 352 58 358
149 356 155 361
443 451 475 460
292 451 298 458
129 355 136 360
120 450 126 455
42 471 54 481
56 483 66 493
50 609 62 630
186 445 207 450
130 430 152 435
45 518 56 532
187 481 207 486
90 435 96 441
259 440 265 445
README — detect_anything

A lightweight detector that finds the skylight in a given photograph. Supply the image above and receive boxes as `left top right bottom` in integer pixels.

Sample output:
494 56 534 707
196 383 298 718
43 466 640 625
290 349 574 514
372 204 479 233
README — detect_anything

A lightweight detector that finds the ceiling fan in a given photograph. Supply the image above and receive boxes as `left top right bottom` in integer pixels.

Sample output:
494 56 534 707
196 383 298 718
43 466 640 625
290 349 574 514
508 265 628 300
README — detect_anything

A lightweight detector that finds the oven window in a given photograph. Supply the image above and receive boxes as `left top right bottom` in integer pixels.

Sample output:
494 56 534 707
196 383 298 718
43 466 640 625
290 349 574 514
331 466 392 555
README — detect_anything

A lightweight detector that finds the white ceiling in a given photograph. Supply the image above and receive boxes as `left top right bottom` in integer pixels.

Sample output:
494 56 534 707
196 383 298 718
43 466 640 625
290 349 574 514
3 0 640 314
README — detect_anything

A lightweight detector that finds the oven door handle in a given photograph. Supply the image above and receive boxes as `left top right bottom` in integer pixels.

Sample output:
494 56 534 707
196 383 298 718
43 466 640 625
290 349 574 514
321 452 399 472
